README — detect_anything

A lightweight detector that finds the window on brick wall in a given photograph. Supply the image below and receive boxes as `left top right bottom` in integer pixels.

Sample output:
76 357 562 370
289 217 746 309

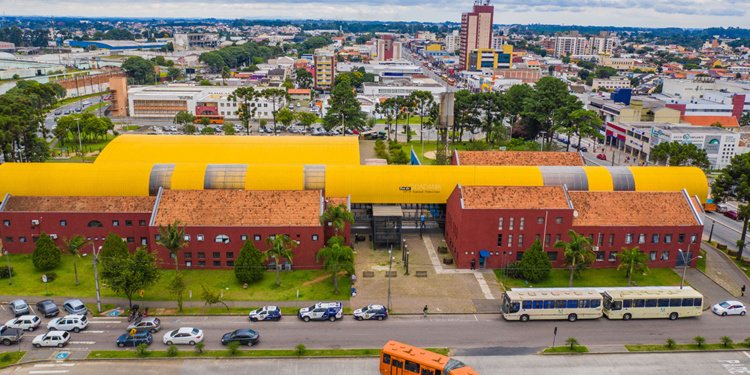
664 234 672 244
509 218 515 230
661 251 669 261
678 234 685 244
609 251 617 261
609 234 614 246
555 217 562 224
638 234 646 244
625 234 633 244
652 234 660 243
498 217 503 230
507 234 513 247
650 251 657 261
517 234 524 247
547 251 558 261
519 217 525 230
497 234 503 246
537 217 544 224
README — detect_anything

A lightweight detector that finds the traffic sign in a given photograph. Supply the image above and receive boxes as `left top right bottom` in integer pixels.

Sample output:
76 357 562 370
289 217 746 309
130 328 137 337
42 274 47 283
139 290 145 297
55 352 70 360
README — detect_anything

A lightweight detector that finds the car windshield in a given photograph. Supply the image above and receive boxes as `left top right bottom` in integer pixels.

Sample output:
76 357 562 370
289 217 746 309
230 331 237 338
42 302 54 308
307 305 315 310
170 329 179 336
719 302 731 308
15 303 27 310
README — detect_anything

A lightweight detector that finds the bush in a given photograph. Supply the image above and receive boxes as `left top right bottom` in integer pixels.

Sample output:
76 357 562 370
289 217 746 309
503 262 522 279
693 336 705 348
0 266 14 279
721 336 733 347
518 239 552 283
234 239 265 283
136 343 150 357
744 337 750 347
295 343 306 357
45 271 58 282
167 344 179 356
666 338 676 348
32 233 61 270
226 341 241 355
1 353 10 362
194 341 206 355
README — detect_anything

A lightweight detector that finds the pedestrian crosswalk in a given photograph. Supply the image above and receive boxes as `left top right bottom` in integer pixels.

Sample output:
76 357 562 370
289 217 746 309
27 363 74 374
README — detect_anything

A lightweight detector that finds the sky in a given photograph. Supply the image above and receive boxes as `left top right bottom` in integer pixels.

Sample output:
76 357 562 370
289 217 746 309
7 0 750 28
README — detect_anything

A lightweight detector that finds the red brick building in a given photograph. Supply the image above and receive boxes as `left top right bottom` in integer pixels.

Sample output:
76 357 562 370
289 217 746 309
0 190 351 271
445 185 704 270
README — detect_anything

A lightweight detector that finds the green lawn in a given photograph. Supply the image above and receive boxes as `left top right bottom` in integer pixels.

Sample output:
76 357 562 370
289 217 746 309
122 126 141 131
84 102 108 112
0 352 25 369
626 343 746 352
495 268 685 289
53 133 116 156
542 346 589 354
88 347 448 359
389 139 486 164
697 250 707 273
376 116 424 124
50 92 107 110
3 254 350 303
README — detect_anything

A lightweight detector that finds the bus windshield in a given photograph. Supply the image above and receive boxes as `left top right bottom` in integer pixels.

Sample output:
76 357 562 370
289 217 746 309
603 293 612 311
443 359 467 373
501 294 519 314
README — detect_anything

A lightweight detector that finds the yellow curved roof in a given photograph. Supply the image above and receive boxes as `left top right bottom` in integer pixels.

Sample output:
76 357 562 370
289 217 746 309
95 135 361 165
0 164 708 204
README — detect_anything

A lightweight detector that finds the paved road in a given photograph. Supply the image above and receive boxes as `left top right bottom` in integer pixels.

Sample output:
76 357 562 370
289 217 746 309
5 351 750 375
3 307 750 356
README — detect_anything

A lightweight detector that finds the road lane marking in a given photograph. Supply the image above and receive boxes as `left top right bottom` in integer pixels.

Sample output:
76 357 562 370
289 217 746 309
34 364 75 367
77 331 105 333
69 341 96 344
29 371 70 374
88 321 121 324
743 351 750 359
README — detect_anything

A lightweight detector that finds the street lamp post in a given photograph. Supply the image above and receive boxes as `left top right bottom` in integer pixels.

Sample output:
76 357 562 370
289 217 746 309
539 131 547 151
74 118 82 154
678 247 702 290
92 244 103 313
387 247 393 311
4 249 12 285
708 220 716 243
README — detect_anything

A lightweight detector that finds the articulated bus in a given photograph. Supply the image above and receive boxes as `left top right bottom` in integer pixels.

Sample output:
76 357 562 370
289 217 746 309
501 289 603 322
502 287 703 322
602 287 703 320
193 114 225 124
380 340 478 375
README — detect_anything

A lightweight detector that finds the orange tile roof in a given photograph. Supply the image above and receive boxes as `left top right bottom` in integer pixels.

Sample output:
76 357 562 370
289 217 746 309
461 186 570 210
326 197 349 210
287 89 310 94
691 196 704 214
456 151 584 166
568 191 698 227
680 115 739 127
154 190 321 227
3 196 155 212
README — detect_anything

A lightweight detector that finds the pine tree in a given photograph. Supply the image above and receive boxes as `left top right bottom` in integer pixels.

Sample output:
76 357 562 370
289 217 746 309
518 239 552 283
234 239 264 283
32 233 61 270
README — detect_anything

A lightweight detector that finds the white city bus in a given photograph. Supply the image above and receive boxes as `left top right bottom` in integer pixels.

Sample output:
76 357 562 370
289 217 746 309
501 289 603 322
602 287 703 320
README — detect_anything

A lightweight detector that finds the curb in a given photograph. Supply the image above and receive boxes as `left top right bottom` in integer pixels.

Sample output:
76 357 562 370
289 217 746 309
542 348 750 355
6 355 382 369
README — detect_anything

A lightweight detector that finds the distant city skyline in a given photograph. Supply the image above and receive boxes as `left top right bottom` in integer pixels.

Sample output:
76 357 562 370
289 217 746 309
3 0 749 29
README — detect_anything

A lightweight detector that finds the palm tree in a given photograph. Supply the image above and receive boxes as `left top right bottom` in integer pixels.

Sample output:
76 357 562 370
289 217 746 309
156 220 188 273
316 237 355 294
221 66 230 83
616 246 650 286
264 234 297 286
554 230 593 287
62 235 90 286
319 203 354 238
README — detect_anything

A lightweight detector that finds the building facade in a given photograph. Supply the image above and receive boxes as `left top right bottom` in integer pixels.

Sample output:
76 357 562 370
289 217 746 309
650 125 739 170
554 31 588 57
174 33 219 50
313 49 336 91
0 190 351 271
467 45 513 71
459 0 494 71
376 36 402 62
445 30 460 54
445 185 704 270
592 76 631 91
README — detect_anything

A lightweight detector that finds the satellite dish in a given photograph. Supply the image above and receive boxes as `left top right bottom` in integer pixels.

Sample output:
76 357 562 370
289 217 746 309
573 211 579 217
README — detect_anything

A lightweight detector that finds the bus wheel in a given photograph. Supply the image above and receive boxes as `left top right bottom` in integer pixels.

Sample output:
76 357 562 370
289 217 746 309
567 314 577 322
623 313 631 321
669 312 678 320
520 315 529 322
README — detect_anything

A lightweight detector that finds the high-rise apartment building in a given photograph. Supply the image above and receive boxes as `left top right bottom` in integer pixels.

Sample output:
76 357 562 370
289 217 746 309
459 0 494 71
376 36 402 61
554 31 588 57
313 49 336 91
445 30 460 54
589 31 615 55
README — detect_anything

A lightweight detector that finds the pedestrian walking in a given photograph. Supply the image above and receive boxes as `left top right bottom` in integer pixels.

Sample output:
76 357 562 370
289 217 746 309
423 305 428 317
743 285 746 297
351 273 356 285
470 259 476 270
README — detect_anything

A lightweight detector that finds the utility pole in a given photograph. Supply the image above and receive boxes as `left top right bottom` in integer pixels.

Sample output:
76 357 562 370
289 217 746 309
387 247 393 311
708 220 715 243
4 249 12 285
92 244 102 313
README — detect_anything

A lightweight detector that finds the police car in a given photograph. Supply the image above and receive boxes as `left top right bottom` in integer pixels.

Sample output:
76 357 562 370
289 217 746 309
297 302 343 322
248 306 282 322
352 304 388 321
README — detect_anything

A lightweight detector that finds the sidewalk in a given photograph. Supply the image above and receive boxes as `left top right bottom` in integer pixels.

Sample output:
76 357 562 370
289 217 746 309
0 295 348 310
700 241 750 304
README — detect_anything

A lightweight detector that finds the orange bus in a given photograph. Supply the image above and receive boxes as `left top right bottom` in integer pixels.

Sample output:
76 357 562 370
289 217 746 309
194 114 225 124
380 340 478 375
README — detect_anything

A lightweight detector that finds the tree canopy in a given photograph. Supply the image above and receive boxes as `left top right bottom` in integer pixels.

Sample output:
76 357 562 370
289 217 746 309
650 141 710 169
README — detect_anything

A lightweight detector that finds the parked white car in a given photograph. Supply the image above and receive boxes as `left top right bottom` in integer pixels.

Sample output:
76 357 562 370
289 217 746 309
4 315 41 331
162 327 203 345
47 314 89 333
712 301 747 316
32 331 70 348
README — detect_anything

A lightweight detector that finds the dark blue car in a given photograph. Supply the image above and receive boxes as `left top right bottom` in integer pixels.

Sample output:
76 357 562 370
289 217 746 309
116 332 153 348
352 304 388 321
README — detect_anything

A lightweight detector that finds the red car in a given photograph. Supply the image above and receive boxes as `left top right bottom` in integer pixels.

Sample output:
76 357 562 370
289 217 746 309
725 210 739 220
596 153 607 160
